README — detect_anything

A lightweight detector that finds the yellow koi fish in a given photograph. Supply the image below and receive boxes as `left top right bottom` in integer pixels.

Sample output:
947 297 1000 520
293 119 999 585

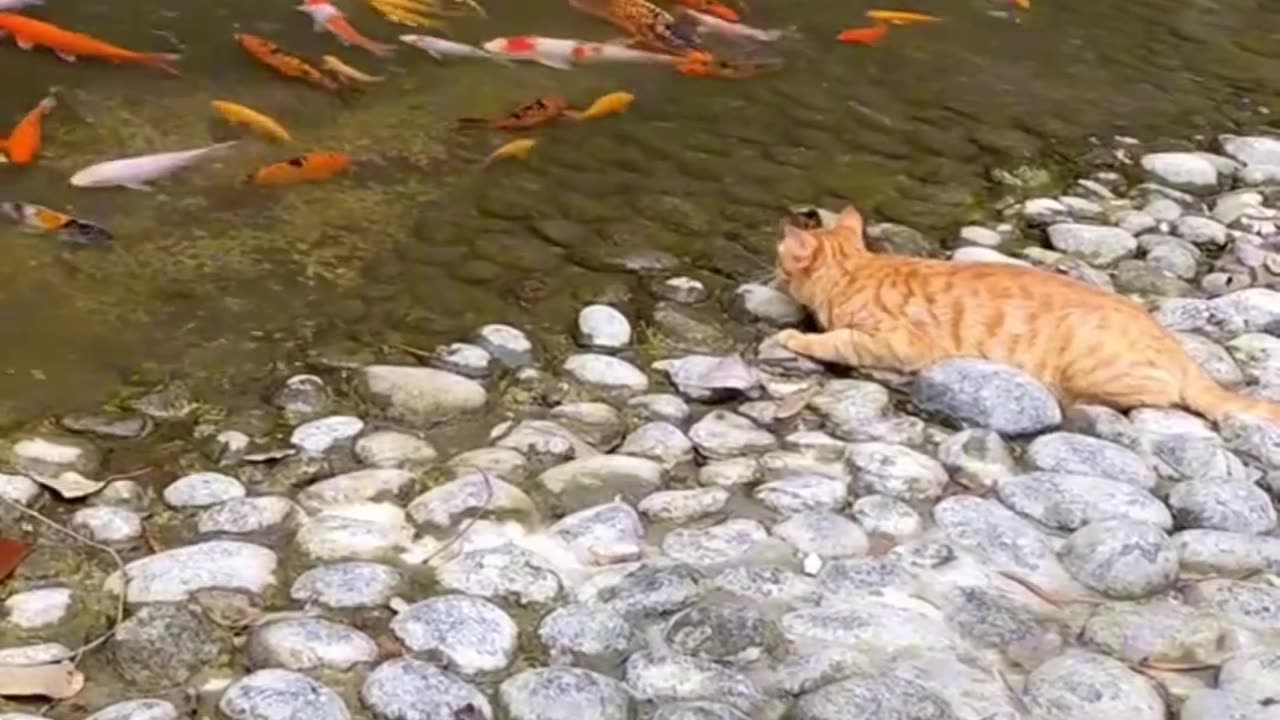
211 100 292 143
565 91 635 121
482 137 536 166
864 9 941 25
322 55 385 83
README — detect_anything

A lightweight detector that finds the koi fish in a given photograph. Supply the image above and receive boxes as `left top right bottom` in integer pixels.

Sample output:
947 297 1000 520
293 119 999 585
0 0 43 10
865 10 941 25
211 100 292 143
0 92 56 165
321 54 384 83
1 201 112 244
676 0 739 23
675 55 780 78
297 0 397 57
564 91 634 121
399 34 510 63
456 95 567 131
480 36 583 70
571 41 705 65
682 9 784 42
1013 0 1030 8
836 22 889 44
482 138 536 167
69 141 239 190
0 13 180 74
368 0 445 28
568 0 699 54
235 33 344 94
247 152 350 185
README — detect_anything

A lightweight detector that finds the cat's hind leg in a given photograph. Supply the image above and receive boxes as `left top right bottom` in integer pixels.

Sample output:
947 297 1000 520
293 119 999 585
774 329 863 366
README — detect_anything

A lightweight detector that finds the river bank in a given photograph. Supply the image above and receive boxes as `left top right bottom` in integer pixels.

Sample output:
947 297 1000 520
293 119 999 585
4 130 1280 719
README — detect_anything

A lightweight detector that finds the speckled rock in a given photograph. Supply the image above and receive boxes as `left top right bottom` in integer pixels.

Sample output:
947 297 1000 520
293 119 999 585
110 603 225 690
754 476 849 515
430 342 493 378
537 455 664 510
808 380 893 441
297 468 415 513
294 503 413 562
197 496 300 537
618 422 694 468
500 667 631 720
1047 223 1139 266
0 472 43 509
562 354 649 395
688 411 778 459
624 650 764 714
653 702 749 720
772 511 868 559
390 594 517 675
594 563 706 621
934 495 1082 596
847 442 949 502
84 699 178 720
1175 215 1229 246
407 473 536 529
436 544 562 605
935 429 1017 492
273 374 330 423
626 394 691 426
290 416 364 456
1022 651 1164 720
551 501 644 566
3 587 73 629
663 519 769 567
850 495 923 539
1025 432 1157 489
1060 520 1178 599
665 601 782 665
361 658 490 720
474 323 534 367
1173 529 1280 576
496 420 596 466
359 365 487 427
162 472 245 509
354 430 439 469
780 591 957 658
699 457 760 488
70 505 142 545
548 403 624 450
247 617 378 671
997 471 1172 531
1167 479 1277 534
538 603 635 663
729 284 805 327
219 669 350 720
106 540 277 604
914 360 1061 435
1081 598 1232 666
653 355 760 403
290 561 403 609
637 488 729 525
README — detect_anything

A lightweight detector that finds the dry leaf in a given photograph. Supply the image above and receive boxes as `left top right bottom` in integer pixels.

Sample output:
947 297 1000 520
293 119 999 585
0 662 86 699
0 538 32 582
30 471 104 500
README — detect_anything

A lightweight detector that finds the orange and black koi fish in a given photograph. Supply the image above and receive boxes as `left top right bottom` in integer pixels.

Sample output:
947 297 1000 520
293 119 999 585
456 95 568 131
247 152 350 185
234 33 344 94
675 54 780 78
568 0 701 55
1 201 112 244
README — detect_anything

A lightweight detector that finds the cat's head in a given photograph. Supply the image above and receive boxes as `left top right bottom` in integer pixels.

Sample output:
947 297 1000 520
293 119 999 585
776 204 865 291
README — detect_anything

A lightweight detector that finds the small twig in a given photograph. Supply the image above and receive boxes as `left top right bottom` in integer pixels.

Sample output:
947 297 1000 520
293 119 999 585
103 466 153 483
416 467 494 567
0 496 127 666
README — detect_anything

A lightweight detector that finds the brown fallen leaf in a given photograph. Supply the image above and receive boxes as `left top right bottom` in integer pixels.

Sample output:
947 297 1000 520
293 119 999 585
0 538 31 582
0 661 86 699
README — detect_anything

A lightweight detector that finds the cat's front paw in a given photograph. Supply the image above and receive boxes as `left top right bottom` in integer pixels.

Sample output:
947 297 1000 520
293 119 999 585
771 329 807 354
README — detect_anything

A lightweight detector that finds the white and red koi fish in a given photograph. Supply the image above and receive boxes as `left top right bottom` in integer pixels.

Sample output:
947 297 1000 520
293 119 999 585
297 0 397 57
481 35 700 70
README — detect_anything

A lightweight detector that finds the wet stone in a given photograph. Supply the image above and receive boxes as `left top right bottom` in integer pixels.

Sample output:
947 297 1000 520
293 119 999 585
1168 479 1276 534
247 617 378 671
935 585 1063 669
428 342 492 379
597 563 705 621
537 455 664 511
549 403 624 450
297 468 414 514
294 503 412 562
552 501 645 566
408 473 535 529
1061 519 1178 599
436 544 562 605
1141 152 1220 194
3 587 73 629
162 471 245 509
538 603 635 663
291 562 403 609
290 415 364 456
1219 413 1280 470
1023 197 1071 226
500 667 630 720
11 435 100 478
90 478 151 511
847 442 948 502
107 540 277 604
624 650 763 713
935 429 1017 492
0 473 42 508
913 359 1061 435
1175 216 1230 246
1023 651 1165 720
84 699 178 720
110 603 225 690
474 323 534 367
791 671 958 720
60 411 152 440
497 420 594 467
1081 598 1230 666
1116 209 1158 235
618 421 695 469
1174 528 1280 576
1221 134 1280 168
1145 240 1201 280
728 284 805 327
653 355 760 403
699 457 760 488
656 276 709 304
665 600 781 665
951 246 1028 265
361 658 490 720
448 446 529 483
1114 259 1195 297
626 394 690 426
653 703 749 720
780 593 955 658
754 475 849 514
996 471 1172 531
577 305 632 351
391 594 517 675
850 494 923 539
198 496 300 537
772 511 868 558
359 365 487 427
933 495 1080 595
809 380 893 440
638 488 730 525
354 431 439 470
689 411 778 460
562 354 649 395
662 518 768 567
711 565 820 606
219 669 350 720
70 506 142 545
958 225 1002 247
1184 578 1280 634
273 374 330 423
1047 223 1139 266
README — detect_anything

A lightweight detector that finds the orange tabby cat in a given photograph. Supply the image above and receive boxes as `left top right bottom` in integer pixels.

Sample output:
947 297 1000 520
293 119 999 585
772 205 1280 424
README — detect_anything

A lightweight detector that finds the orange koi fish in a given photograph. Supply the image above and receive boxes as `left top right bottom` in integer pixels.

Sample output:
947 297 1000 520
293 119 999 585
456 95 568 131
836 22 889 45
297 0 397 57
675 55 780 78
247 152 350 185
1 202 112 244
234 33 344 94
677 0 739 22
865 10 941 25
0 92 55 165
0 13 180 74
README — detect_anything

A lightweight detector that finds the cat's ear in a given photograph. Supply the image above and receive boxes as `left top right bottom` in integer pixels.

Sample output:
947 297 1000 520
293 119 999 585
779 223 819 269
835 205 866 251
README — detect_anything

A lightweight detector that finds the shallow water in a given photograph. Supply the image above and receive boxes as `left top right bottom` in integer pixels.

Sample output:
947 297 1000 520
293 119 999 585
0 0 1277 418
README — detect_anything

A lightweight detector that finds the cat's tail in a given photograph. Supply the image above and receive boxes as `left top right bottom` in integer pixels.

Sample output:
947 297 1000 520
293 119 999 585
1182 367 1280 425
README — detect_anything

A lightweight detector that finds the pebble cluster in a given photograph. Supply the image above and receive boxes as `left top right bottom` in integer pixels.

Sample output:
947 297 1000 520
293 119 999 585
3 133 1280 720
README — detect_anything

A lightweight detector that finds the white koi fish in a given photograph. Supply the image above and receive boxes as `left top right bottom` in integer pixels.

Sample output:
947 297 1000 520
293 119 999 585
399 34 511 64
568 41 692 65
480 36 584 70
297 0 396 57
0 0 43 9
69 141 239 190
682 9 785 42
